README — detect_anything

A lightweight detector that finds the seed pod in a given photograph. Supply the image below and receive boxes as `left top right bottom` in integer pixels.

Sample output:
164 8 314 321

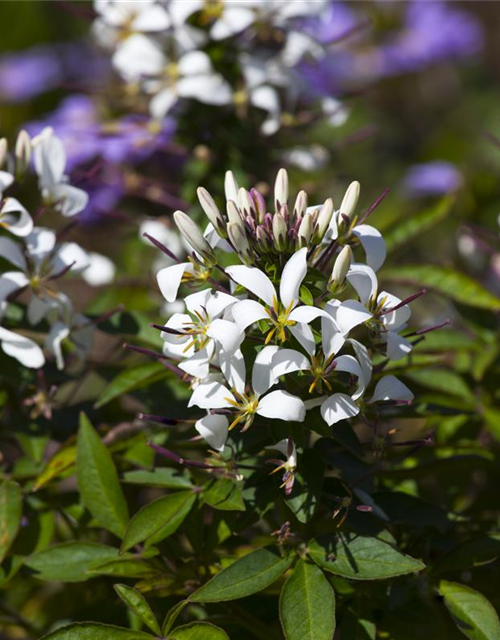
197 187 227 237
340 181 360 220
173 210 215 265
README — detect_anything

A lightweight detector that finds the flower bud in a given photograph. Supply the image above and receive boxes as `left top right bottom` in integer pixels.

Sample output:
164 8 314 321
272 212 287 251
173 210 215 265
293 190 308 222
296 213 312 249
227 200 245 231
312 198 334 244
197 187 227 238
340 181 360 220
274 168 288 211
256 225 272 253
228 222 254 265
329 245 352 293
251 188 266 223
0 138 8 168
15 130 31 179
238 188 255 218
224 170 240 204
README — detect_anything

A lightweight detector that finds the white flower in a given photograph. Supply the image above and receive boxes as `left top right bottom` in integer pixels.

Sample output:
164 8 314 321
188 345 306 429
195 413 229 452
0 198 33 237
266 437 297 495
368 375 414 404
0 325 44 368
227 247 331 353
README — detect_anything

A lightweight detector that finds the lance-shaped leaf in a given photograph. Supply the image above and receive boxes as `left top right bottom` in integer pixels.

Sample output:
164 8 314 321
120 491 196 554
33 445 76 491
39 622 154 640
0 480 22 564
162 601 189 637
280 560 336 640
308 534 425 580
95 361 169 408
170 622 230 639
26 541 121 582
114 584 161 636
77 413 129 538
123 468 192 489
204 478 246 511
440 581 500 640
381 265 500 311
190 546 294 603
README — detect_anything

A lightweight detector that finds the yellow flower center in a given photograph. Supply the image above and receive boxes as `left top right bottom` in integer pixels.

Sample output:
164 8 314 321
265 297 297 344
224 390 259 431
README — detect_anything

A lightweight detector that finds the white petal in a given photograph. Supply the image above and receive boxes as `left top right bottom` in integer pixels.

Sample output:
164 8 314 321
334 354 365 401
289 322 316 356
353 225 386 272
346 263 378 306
379 291 411 330
207 318 243 352
257 390 306 422
131 4 171 31
177 73 232 106
0 271 28 303
27 295 52 325
279 247 307 309
205 291 238 318
252 345 280 395
113 34 165 79
82 252 116 286
0 327 45 368
321 311 345 358
220 347 246 395
304 396 327 410
52 243 90 275
347 338 373 387
168 0 202 25
369 375 414 404
150 88 178 120
178 50 212 76
211 7 255 40
272 348 310 379
26 227 56 259
226 264 276 306
0 171 14 193
288 305 329 324
266 438 297 468
185 289 210 316
320 393 359 426
0 198 33 237
0 237 27 271
195 413 229 452
386 331 413 361
161 312 191 345
45 321 70 370
34 132 66 189
231 299 268 332
179 348 210 379
188 380 235 409
51 184 89 217
335 300 372 335
157 262 191 302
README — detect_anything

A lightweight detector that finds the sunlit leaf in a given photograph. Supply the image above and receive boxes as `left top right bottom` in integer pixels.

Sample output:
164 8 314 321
0 480 22 563
440 580 500 640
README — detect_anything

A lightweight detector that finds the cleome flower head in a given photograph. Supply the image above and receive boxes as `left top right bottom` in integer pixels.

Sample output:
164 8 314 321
146 167 421 494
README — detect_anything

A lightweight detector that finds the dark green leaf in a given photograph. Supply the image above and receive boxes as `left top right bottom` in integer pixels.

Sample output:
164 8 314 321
204 478 246 511
39 623 153 640
440 580 500 640
88 558 157 579
33 445 76 491
384 197 453 253
162 601 189 637
95 361 169 408
121 491 196 554
404 369 475 403
434 533 500 575
280 560 335 640
77 413 129 538
309 534 425 580
381 265 500 310
123 468 192 489
190 546 294 603
169 622 230 639
26 542 120 582
114 584 161 635
285 449 324 523
0 480 22 563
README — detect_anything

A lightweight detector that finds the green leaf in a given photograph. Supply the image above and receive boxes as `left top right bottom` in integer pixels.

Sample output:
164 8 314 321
204 478 246 511
440 580 500 640
33 445 76 491
404 369 475 403
123 468 192 489
77 413 129 538
162 601 189 637
26 541 120 582
384 197 453 253
309 534 425 580
433 533 500 575
121 491 196 554
0 480 22 564
95 361 169 408
114 584 161 636
39 622 153 640
280 560 336 640
190 546 294 603
169 622 230 639
88 558 157 579
381 265 500 311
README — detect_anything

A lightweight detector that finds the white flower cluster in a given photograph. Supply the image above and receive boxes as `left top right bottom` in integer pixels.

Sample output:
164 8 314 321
93 0 339 135
0 128 113 369
151 168 415 488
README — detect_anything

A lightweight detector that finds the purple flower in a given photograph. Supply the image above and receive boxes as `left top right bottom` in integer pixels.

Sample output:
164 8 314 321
401 161 463 198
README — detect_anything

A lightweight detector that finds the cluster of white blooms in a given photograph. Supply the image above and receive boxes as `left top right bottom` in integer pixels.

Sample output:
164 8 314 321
92 0 342 135
0 128 114 369
150 168 416 491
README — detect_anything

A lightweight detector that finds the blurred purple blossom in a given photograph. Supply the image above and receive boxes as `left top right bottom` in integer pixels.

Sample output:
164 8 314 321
0 42 110 103
401 161 463 198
